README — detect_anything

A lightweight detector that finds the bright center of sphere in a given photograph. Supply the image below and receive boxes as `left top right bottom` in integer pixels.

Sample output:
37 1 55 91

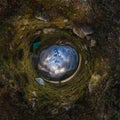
38 45 79 80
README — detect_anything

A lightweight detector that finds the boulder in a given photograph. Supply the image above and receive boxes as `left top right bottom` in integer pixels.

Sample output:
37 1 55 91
73 25 94 38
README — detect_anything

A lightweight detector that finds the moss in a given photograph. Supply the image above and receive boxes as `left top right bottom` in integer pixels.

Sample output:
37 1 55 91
0 0 119 120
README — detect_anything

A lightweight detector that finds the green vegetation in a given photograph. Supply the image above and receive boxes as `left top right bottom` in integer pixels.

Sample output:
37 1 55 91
0 0 119 120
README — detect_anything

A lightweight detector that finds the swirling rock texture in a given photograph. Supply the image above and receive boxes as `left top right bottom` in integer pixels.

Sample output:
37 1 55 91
0 0 120 120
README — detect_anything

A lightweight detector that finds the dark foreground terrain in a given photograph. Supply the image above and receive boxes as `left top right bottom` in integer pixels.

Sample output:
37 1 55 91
0 0 120 120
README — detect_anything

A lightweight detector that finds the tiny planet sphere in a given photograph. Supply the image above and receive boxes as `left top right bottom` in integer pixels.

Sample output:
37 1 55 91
37 45 79 80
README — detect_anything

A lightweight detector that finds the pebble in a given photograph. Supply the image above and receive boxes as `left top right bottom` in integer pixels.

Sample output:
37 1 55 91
35 78 45 86
35 15 48 23
64 19 68 23
9 44 13 51
63 105 72 111
21 26 26 31
65 25 72 29
32 91 37 97
43 28 56 34
17 15 22 19
32 97 38 108
85 60 88 64
83 45 87 50
35 30 41 35
20 35 23 40
90 39 96 47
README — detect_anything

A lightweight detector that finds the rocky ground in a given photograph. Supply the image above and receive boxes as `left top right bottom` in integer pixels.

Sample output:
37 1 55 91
0 0 120 120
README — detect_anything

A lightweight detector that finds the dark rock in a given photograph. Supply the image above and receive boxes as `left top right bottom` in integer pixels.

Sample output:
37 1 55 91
73 25 94 38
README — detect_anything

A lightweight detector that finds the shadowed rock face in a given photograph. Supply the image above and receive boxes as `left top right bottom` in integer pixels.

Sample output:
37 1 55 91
37 45 79 80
